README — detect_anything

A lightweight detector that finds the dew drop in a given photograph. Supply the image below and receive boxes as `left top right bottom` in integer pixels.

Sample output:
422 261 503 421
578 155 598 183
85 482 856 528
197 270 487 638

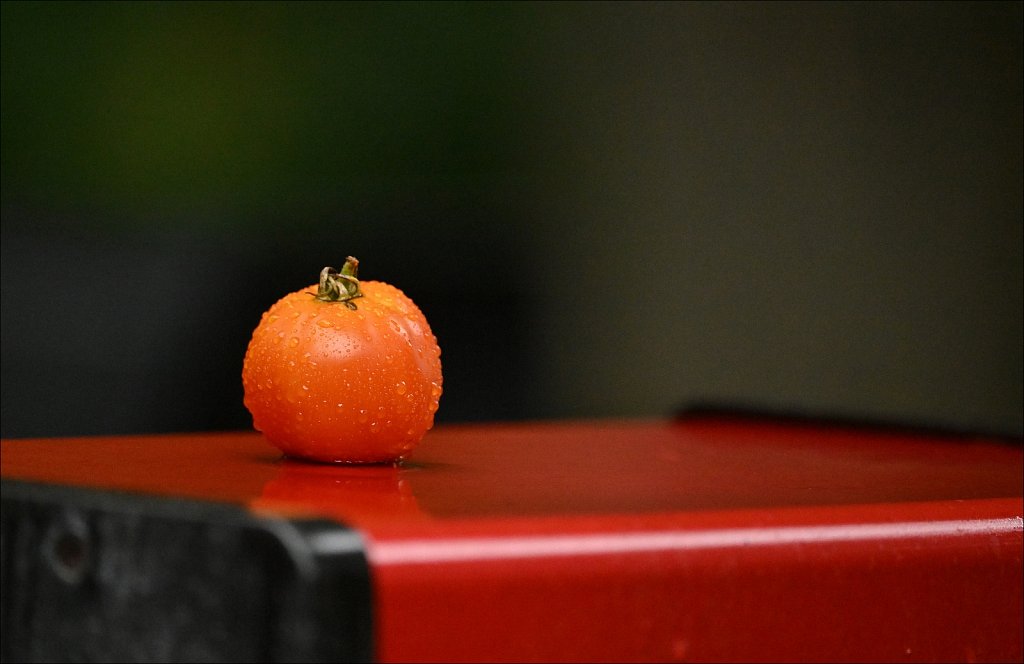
357 409 368 423
288 337 299 347
395 381 407 395
369 421 380 433
317 318 333 328
267 314 279 323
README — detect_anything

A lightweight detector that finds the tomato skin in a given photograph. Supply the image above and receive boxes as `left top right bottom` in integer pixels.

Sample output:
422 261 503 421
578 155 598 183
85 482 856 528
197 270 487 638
242 279 442 463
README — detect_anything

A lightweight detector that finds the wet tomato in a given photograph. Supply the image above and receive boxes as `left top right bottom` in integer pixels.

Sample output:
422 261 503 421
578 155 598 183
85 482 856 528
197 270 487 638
242 257 442 463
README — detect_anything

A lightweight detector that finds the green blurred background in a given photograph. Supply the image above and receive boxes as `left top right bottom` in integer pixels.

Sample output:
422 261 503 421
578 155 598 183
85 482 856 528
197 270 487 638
2 1 1021 438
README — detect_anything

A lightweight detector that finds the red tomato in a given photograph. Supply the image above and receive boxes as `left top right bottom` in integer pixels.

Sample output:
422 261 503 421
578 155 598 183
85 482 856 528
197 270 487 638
242 258 442 463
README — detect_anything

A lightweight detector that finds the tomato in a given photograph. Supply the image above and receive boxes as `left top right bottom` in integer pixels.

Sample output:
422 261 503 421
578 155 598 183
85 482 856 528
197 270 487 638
242 257 442 463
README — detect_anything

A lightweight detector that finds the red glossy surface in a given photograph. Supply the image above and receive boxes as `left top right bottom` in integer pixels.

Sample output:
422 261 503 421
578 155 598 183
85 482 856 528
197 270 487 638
3 418 1022 662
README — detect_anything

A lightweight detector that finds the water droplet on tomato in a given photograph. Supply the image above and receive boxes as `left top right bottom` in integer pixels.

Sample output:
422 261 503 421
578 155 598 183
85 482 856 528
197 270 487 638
317 318 333 328
395 381 407 395
358 409 368 423
288 337 299 347
370 421 380 433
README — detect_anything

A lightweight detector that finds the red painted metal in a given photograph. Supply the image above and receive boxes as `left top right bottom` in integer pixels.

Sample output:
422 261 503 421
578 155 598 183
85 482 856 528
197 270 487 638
3 418 1022 662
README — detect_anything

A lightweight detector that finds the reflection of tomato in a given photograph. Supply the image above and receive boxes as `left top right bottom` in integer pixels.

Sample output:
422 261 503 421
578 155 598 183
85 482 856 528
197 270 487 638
252 461 423 523
242 257 442 463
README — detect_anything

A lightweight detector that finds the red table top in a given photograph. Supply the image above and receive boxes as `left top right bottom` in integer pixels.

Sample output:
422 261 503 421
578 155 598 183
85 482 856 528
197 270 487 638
3 417 1022 662
2 417 1020 521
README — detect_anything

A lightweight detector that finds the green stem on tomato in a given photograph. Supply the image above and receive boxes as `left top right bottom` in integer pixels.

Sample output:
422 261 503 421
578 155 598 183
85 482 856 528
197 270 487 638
315 256 364 309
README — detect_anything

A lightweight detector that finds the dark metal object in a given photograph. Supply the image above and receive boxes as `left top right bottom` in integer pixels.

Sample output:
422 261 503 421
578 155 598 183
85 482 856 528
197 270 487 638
0 480 373 663
676 400 1024 443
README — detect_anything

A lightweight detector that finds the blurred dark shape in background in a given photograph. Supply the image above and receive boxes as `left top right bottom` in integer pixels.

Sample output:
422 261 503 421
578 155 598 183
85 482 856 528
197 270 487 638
2 2 1021 439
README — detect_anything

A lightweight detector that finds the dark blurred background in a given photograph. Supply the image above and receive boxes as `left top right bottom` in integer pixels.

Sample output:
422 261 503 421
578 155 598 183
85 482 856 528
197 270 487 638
2 1 1021 439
